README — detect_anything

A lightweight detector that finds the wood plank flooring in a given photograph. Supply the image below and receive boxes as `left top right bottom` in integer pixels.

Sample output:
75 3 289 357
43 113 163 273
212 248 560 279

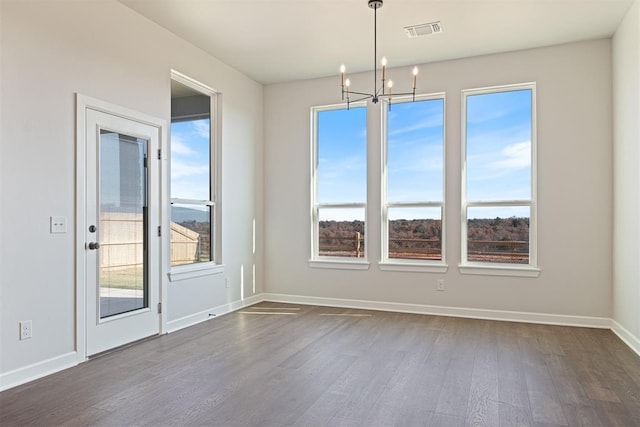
1 303 639 426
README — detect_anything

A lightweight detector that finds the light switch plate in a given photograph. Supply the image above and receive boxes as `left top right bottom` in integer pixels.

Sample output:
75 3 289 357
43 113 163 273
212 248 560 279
50 216 67 233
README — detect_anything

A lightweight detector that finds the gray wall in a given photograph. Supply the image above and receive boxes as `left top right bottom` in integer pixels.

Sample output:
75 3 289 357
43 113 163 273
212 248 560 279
0 0 264 381
613 0 640 350
264 39 614 319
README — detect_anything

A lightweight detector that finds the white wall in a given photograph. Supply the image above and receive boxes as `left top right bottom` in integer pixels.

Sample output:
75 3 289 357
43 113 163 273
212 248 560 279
613 0 640 352
0 0 4 364
264 40 613 320
0 0 263 382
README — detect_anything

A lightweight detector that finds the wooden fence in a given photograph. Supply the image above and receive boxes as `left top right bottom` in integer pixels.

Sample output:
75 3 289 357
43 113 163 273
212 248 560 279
99 213 204 270
319 232 528 263
319 232 364 257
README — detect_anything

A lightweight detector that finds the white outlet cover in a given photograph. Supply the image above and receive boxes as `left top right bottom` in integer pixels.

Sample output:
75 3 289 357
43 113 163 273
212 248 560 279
20 320 32 340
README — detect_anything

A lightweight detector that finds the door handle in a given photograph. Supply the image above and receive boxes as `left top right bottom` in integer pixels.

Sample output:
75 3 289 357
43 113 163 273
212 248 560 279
88 242 101 250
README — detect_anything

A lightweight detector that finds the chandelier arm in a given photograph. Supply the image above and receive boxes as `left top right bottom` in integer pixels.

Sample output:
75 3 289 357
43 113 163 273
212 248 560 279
379 91 415 98
347 90 375 97
348 94 375 103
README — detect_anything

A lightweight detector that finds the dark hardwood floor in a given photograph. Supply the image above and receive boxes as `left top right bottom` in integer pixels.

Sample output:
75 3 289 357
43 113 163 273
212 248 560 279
1 303 639 426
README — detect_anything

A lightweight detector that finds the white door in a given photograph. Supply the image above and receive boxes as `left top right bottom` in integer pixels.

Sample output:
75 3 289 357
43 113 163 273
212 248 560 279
84 107 161 356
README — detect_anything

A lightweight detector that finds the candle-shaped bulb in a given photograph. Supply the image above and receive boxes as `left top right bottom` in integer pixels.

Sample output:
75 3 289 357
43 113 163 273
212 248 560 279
381 56 387 81
340 64 346 86
388 80 393 95
412 66 418 90
345 78 351 88
340 64 346 73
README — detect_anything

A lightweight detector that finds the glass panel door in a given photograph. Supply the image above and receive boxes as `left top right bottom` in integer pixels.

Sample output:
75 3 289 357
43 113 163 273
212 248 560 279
84 104 160 357
98 130 148 318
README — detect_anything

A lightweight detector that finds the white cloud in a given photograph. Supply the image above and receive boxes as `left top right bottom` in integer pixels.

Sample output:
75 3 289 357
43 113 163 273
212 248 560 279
192 120 210 139
170 135 195 156
171 158 209 179
388 116 442 137
319 155 365 179
489 141 530 170
171 181 209 200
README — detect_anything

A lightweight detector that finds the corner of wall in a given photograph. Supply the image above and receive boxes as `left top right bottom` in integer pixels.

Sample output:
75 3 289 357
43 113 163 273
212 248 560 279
612 0 640 348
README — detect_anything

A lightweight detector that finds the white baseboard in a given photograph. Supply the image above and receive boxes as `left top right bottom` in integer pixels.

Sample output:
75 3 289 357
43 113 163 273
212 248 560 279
0 351 78 392
611 320 640 357
262 293 612 329
165 293 264 333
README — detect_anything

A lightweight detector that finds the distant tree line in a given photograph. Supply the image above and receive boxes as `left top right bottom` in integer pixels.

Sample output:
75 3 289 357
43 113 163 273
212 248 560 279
319 217 528 248
467 217 529 242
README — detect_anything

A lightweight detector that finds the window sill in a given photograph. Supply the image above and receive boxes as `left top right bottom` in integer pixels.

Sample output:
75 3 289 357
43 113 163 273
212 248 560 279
169 262 225 282
308 259 370 270
379 261 448 273
458 263 540 278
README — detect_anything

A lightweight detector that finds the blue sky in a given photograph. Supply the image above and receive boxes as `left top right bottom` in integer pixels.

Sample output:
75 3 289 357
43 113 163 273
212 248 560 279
317 88 532 222
170 118 210 203
388 98 444 218
171 91 532 222
317 106 367 205
466 89 532 204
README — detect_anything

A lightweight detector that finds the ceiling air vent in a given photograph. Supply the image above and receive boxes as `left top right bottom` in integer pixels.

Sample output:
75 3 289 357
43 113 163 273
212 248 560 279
404 21 442 38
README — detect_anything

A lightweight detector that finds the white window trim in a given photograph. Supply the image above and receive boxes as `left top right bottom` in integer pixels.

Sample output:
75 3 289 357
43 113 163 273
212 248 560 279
460 82 538 277
168 262 225 282
380 93 448 272
309 102 369 269
309 259 370 270
169 70 223 280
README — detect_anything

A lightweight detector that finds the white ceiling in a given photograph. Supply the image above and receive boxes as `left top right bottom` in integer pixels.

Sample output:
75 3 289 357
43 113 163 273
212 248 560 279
120 0 634 85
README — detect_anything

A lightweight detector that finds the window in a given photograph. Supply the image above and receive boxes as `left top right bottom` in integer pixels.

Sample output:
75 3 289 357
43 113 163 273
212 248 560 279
170 72 219 270
461 83 538 276
381 94 446 271
310 103 368 268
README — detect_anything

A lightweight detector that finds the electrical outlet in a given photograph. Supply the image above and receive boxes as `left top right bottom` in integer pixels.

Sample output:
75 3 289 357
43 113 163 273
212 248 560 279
225 277 230 288
20 320 32 340
437 279 445 291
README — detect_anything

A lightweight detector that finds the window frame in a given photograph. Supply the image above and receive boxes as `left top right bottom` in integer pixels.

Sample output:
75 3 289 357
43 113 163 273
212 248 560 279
309 102 370 270
460 82 539 277
168 70 223 281
380 93 448 273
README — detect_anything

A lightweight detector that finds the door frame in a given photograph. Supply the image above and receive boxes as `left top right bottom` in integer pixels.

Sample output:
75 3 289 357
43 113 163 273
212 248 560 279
75 94 168 362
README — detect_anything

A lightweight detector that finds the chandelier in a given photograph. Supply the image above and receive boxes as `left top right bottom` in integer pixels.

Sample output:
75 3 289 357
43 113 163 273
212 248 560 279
340 0 418 109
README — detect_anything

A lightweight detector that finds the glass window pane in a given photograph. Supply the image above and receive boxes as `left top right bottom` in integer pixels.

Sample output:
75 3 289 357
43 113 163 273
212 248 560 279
467 206 530 264
171 204 211 266
388 98 444 203
171 77 215 267
318 207 365 258
388 207 442 260
99 131 147 318
466 89 532 201
317 107 367 204
170 118 210 201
